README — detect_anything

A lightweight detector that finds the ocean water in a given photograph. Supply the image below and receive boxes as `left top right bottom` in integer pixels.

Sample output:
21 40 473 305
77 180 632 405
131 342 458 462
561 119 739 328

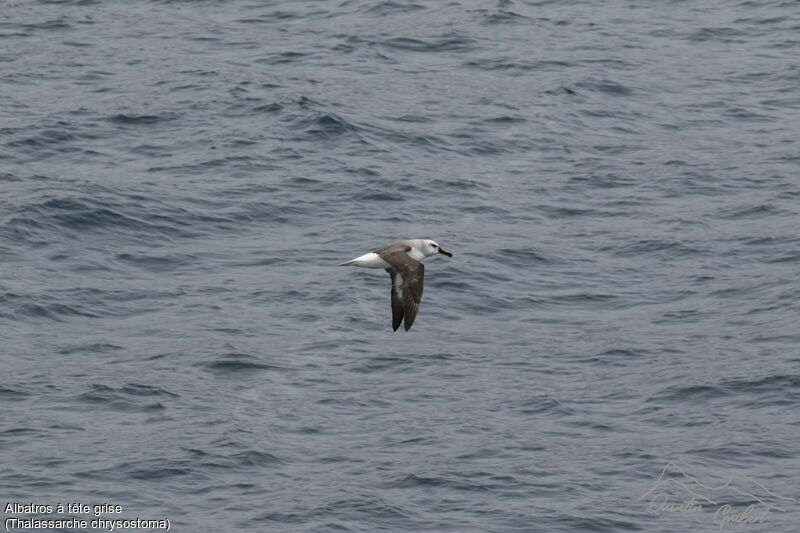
2 0 799 531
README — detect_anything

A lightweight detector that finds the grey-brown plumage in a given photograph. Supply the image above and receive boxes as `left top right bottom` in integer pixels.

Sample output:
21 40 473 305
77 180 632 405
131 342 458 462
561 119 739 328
378 243 425 331
338 238 453 331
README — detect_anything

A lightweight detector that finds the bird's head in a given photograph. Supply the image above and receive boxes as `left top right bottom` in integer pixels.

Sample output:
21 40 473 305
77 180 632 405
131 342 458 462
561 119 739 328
425 239 453 258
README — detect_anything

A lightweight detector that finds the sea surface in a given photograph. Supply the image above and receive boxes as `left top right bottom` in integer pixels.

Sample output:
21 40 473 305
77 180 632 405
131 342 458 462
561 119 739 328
2 1 799 531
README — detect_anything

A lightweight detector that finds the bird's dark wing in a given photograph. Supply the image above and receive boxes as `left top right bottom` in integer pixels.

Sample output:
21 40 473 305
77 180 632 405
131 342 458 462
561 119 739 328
374 241 412 256
380 250 424 331
386 268 404 332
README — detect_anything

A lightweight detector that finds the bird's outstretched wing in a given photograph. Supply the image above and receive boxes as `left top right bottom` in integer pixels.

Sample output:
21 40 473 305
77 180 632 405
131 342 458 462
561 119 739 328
380 250 424 331
386 268 404 331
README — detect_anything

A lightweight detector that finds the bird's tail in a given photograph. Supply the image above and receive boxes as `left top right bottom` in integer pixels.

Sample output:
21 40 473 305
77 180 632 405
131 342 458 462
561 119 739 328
337 259 356 266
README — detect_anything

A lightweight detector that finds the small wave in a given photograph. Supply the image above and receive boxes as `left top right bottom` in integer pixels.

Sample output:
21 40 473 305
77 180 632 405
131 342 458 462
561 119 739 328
234 10 305 23
385 113 432 123
62 40 92 47
120 460 191 481
253 495 411 529
364 1 426 16
482 115 527 124
346 352 448 374
76 384 172 412
255 51 310 65
649 384 730 403
205 360 279 372
723 374 800 395
231 450 284 467
496 247 559 266
289 112 363 140
718 204 781 219
597 238 704 258
107 113 177 125
353 189 405 202
428 177 489 192
203 352 282 373
5 195 204 244
479 9 531 25
378 34 475 53
575 78 634 97
577 348 644 367
0 386 28 401
514 396 563 415
57 343 124 355
649 374 800 412
6 129 78 149
22 18 73 31
383 473 490 492
537 205 594 218
689 26 746 43
48 202 147 230
253 102 283 113
119 384 180 398
464 58 570 73
2 290 112 322
14 299 101 322
115 252 198 273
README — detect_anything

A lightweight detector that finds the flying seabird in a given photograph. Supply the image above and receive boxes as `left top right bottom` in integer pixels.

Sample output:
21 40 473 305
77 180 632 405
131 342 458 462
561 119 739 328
338 239 453 331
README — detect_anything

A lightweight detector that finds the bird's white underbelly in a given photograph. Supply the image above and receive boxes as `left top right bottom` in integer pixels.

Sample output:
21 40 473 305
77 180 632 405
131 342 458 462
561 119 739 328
351 252 390 269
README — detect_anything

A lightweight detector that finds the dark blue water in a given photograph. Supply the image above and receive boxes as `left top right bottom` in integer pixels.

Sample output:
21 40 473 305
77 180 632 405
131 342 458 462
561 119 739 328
2 1 799 531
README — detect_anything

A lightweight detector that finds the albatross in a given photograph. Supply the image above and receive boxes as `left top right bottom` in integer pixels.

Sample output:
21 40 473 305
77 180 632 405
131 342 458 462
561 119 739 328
338 239 453 331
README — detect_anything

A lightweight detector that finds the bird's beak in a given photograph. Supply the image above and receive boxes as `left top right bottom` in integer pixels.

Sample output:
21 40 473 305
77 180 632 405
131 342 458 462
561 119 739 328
438 247 453 258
